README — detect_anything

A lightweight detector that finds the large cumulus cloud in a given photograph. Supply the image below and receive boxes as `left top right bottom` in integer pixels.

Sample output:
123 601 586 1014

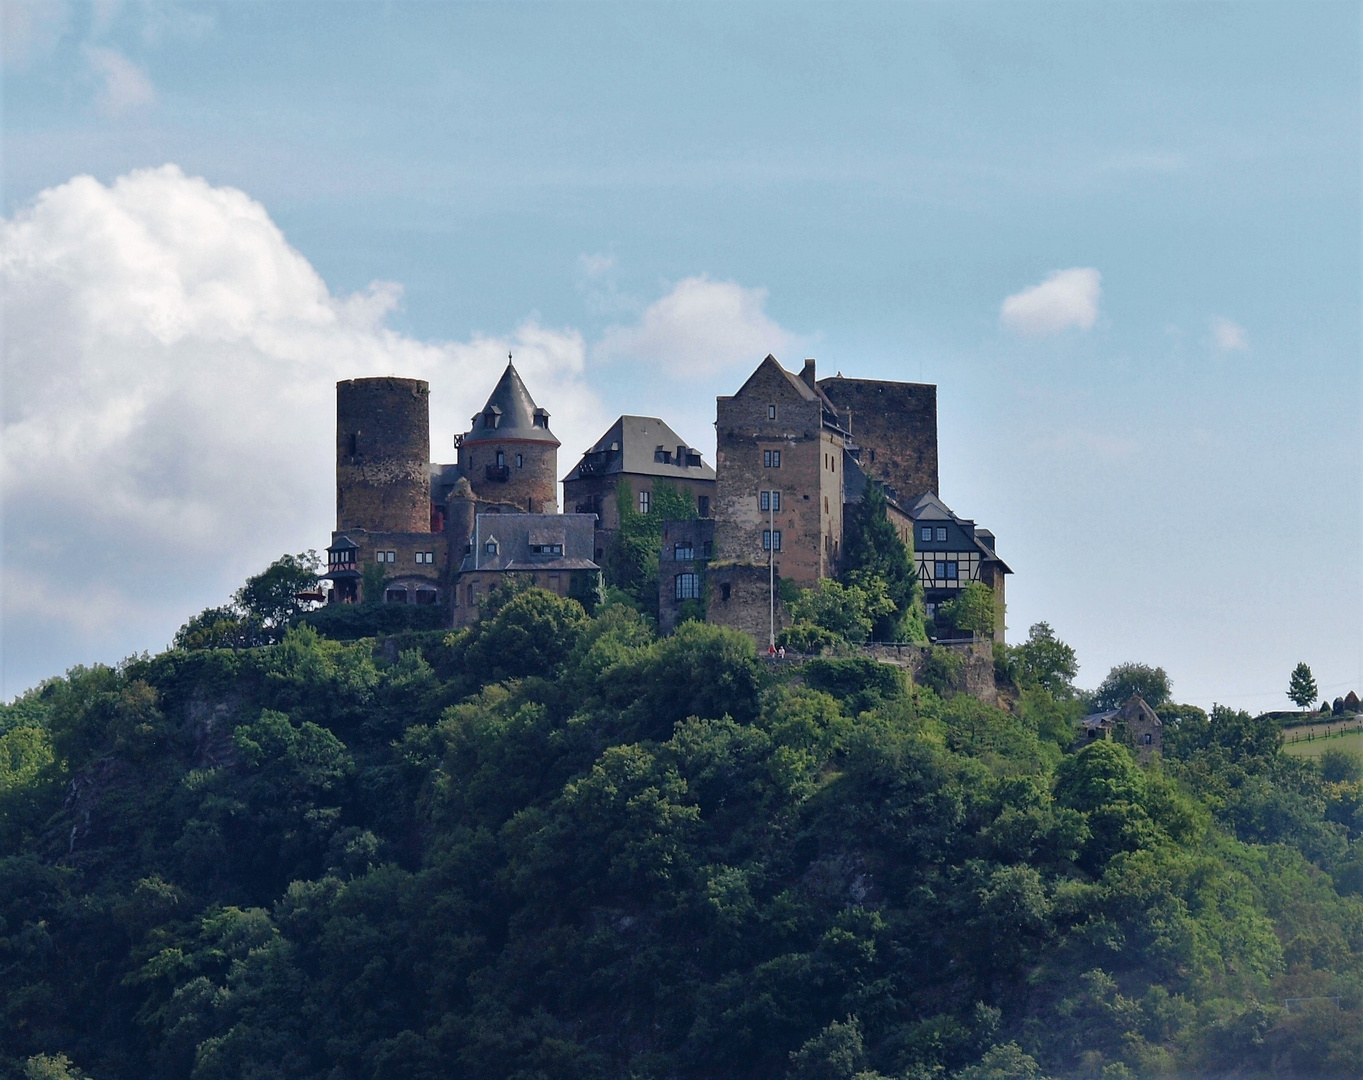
1 165 603 694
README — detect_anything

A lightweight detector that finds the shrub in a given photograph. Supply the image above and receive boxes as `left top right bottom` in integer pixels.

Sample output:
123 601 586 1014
919 645 966 696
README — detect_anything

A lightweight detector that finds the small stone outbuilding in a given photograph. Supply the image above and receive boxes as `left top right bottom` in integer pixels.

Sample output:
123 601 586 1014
1080 694 1163 762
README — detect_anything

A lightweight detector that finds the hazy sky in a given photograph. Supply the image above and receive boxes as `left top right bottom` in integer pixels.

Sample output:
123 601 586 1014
2 1 1359 711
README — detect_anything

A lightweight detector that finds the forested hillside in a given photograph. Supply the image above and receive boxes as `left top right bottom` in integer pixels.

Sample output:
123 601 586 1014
2 589 1360 1079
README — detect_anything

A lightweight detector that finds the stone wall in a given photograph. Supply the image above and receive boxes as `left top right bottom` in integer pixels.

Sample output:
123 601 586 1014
461 437 559 514
705 563 787 646
819 376 938 503
863 640 997 705
658 518 715 636
714 358 842 586
336 378 432 534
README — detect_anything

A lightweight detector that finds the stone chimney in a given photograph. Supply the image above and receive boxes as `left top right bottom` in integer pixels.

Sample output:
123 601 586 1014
799 358 817 391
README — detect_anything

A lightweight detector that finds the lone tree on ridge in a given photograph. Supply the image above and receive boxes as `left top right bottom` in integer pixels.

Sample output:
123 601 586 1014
1287 662 1318 711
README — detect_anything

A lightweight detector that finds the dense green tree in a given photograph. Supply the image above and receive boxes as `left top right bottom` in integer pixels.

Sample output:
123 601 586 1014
3 597 1363 1080
938 581 996 638
1288 661 1318 710
1091 662 1172 710
840 482 922 641
235 550 322 627
1010 622 1079 698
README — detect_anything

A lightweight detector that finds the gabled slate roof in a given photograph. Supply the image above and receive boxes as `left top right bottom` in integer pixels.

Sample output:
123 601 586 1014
458 512 600 574
904 493 1012 573
563 415 716 483
462 362 559 446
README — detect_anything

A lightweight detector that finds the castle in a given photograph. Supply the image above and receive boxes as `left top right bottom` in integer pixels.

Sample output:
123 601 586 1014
322 355 1009 642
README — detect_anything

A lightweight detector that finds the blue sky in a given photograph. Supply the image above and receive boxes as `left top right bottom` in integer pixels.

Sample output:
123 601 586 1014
2 1 1359 710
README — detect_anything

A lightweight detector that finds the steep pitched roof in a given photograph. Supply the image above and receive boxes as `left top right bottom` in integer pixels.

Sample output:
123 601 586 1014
461 361 559 445
458 513 599 573
563 415 716 483
726 355 849 433
904 492 1012 573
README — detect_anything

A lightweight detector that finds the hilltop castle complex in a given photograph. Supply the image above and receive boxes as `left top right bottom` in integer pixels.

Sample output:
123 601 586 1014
322 355 1009 642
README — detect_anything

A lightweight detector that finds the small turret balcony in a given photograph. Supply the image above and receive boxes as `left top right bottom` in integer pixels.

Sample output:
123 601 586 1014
484 464 511 482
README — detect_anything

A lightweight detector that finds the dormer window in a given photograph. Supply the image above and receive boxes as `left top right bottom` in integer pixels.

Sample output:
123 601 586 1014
533 408 550 428
768 404 776 420
484 539 498 555
483 405 502 429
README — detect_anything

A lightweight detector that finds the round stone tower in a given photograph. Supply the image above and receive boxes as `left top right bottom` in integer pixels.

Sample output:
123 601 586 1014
336 377 432 533
459 361 559 513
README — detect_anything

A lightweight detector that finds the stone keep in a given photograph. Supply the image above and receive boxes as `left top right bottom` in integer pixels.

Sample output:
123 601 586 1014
336 377 432 534
818 376 938 503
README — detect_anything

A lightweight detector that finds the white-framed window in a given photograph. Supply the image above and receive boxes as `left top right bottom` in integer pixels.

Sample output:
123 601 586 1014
675 572 701 600
763 529 782 552
485 540 498 555
529 543 563 555
375 550 396 563
763 450 781 468
675 542 694 560
515 453 523 468
935 526 947 542
495 450 505 467
759 490 782 511
934 560 958 581
638 490 651 513
415 551 435 564
920 525 932 543
767 404 776 420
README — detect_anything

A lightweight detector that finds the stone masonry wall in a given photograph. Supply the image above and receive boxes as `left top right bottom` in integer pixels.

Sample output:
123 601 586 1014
337 378 432 534
819 377 938 502
863 640 997 705
461 438 558 514
705 563 787 646
714 361 841 587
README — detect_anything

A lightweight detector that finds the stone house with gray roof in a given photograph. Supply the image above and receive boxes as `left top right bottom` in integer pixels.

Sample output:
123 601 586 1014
451 512 601 628
562 415 716 561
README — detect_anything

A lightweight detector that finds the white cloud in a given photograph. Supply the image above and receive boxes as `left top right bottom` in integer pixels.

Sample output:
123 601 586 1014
84 44 155 116
596 274 802 376
0 165 604 694
1 0 69 67
1000 267 1102 337
578 252 615 277
1211 316 1248 352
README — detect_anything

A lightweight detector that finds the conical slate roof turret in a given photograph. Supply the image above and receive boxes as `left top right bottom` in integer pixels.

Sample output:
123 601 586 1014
461 360 559 445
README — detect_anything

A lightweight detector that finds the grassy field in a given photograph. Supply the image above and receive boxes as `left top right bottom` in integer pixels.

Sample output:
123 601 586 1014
1283 728 1363 760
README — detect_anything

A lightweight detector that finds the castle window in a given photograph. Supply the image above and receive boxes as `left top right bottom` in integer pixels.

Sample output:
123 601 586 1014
703 540 712 557
760 491 780 511
697 496 710 517
467 583 476 604
763 450 781 468
763 529 782 552
921 526 932 543
767 404 776 420
638 490 651 513
485 540 498 555
415 589 439 605
496 450 505 467
385 588 408 604
516 453 523 468
347 433 357 456
675 542 694 561
675 573 700 600
415 551 435 564
936 527 947 542
1144 733 1153 745
530 543 563 555
721 583 731 601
